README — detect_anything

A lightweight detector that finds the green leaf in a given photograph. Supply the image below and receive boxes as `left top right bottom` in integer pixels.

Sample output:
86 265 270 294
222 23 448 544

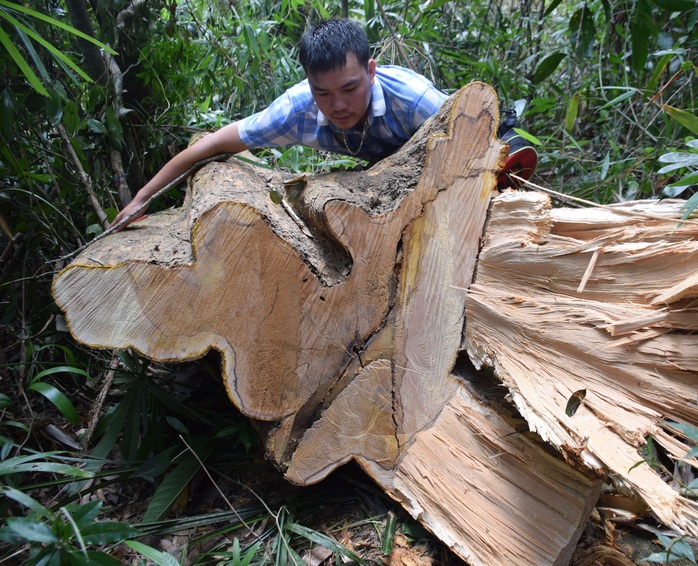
652 0 696 10
513 128 542 146
63 99 80 133
565 92 581 132
0 451 92 478
124 540 181 566
131 447 177 479
630 0 656 72
0 392 10 408
105 105 123 148
647 52 673 92
79 521 139 545
599 88 638 110
641 551 683 562
0 0 116 54
0 25 48 96
3 517 58 543
87 118 107 134
0 486 51 518
569 5 596 58
0 9 93 83
28 381 80 425
3 461 92 477
670 172 698 187
32 365 90 381
565 389 587 417
532 52 566 84
68 500 103 528
45 89 63 126
667 539 695 562
141 443 213 523
287 522 369 564
381 512 397 555
65 550 123 566
686 445 698 458
544 0 564 17
665 421 698 442
662 105 698 136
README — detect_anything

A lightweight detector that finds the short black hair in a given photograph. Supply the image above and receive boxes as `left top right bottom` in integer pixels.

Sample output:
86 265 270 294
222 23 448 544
299 18 370 75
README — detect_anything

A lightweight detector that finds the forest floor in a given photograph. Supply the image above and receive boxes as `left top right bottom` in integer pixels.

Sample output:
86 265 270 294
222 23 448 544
2 356 694 565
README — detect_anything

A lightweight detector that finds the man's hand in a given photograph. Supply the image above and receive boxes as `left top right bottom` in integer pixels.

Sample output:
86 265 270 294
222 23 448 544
107 122 248 234
109 195 149 232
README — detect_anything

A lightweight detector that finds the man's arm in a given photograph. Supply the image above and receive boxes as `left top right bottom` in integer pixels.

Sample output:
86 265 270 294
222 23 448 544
110 122 249 230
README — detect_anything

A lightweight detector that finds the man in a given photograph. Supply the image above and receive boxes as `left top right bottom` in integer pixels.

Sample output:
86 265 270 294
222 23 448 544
110 18 447 230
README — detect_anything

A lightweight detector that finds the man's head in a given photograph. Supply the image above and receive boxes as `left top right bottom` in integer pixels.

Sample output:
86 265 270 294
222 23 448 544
299 19 376 130
299 18 370 75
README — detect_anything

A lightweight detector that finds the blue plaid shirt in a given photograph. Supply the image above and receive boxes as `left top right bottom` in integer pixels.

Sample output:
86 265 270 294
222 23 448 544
237 66 447 160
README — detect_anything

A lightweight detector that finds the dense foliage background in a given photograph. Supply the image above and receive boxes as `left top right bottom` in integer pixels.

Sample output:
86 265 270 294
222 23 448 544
0 0 696 563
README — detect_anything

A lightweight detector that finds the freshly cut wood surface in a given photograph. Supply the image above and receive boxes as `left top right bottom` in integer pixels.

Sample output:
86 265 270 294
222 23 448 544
53 82 507 477
465 190 698 534
393 371 602 566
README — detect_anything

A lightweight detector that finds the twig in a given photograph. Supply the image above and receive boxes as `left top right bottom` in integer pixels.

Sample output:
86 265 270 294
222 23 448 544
374 0 416 71
82 354 119 451
53 154 233 263
111 149 132 208
511 173 698 226
56 123 109 230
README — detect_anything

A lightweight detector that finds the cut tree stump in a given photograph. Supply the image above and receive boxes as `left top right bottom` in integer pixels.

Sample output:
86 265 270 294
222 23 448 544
53 82 697 564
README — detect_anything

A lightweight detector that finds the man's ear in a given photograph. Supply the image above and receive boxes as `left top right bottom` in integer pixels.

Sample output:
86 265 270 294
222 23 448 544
368 59 377 84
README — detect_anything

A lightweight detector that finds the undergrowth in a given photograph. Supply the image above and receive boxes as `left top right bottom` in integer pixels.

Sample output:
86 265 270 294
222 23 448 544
1 0 697 563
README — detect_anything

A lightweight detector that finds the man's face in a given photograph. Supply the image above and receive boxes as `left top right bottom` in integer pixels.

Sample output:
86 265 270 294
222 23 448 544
307 52 376 130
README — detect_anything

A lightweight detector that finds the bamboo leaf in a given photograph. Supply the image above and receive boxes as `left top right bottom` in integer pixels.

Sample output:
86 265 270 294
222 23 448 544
544 0 564 17
669 172 698 187
1 10 93 82
630 0 656 72
599 89 638 110
28 381 80 424
565 92 580 132
15 25 49 82
287 522 370 565
513 128 542 146
665 421 698 442
381 511 397 555
569 5 596 58
532 51 566 84
2 461 92 477
141 442 213 523
662 105 698 136
652 0 695 10
0 486 52 518
0 25 48 96
647 52 673 92
68 500 103 528
32 365 90 381
0 0 116 54
124 540 181 566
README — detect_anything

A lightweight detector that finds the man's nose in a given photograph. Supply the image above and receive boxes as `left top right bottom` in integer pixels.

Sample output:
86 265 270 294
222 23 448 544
330 94 348 110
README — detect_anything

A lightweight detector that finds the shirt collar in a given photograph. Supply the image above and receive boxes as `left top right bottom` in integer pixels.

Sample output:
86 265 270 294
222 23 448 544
316 75 386 128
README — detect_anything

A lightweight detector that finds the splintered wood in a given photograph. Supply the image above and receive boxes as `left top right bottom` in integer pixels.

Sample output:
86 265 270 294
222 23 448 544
52 81 696 564
465 191 698 535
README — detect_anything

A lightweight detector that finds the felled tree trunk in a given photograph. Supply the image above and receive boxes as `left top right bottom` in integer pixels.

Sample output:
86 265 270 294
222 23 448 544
465 191 698 536
53 82 697 564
